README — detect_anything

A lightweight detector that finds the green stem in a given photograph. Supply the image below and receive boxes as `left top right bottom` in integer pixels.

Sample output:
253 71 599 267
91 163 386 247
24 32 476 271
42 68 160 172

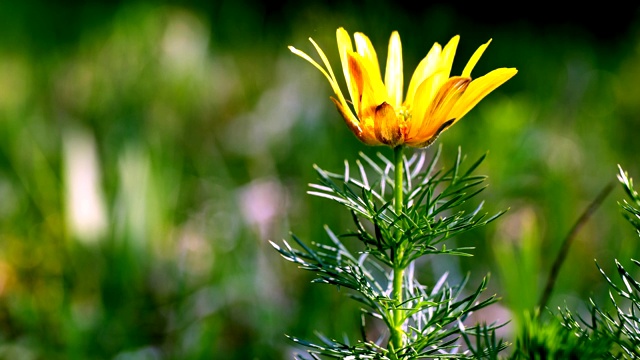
391 266 405 353
394 145 404 216
390 145 405 355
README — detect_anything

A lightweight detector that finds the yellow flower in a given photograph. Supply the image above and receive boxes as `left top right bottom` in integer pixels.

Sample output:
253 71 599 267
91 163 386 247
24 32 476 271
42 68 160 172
289 27 518 147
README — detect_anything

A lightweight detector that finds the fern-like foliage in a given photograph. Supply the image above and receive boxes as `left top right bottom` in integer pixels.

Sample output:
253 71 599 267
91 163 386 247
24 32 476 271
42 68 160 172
512 166 640 359
272 148 507 359
618 165 640 234
307 146 503 268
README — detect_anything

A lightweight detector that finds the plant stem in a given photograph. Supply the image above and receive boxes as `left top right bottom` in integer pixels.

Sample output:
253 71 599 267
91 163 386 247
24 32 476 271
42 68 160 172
538 180 614 310
394 146 404 216
391 266 405 353
391 145 405 355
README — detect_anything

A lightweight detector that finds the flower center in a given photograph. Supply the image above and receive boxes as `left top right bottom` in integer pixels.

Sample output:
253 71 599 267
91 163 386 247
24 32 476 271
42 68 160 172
397 107 411 122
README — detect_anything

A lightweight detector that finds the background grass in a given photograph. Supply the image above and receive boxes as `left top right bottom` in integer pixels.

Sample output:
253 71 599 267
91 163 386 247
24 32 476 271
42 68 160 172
0 1 639 358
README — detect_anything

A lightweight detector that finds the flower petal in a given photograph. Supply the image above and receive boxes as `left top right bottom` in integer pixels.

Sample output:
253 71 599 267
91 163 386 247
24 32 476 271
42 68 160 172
385 31 403 109
407 69 447 139
331 97 381 145
288 45 338 94
461 39 491 78
373 102 403 146
414 76 470 143
405 42 441 108
288 39 355 122
348 53 387 120
450 68 518 121
439 35 460 80
337 27 358 111
354 32 383 84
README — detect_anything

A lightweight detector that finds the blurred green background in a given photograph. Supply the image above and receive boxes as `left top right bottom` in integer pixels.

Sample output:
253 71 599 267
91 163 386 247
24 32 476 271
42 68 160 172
1 0 640 358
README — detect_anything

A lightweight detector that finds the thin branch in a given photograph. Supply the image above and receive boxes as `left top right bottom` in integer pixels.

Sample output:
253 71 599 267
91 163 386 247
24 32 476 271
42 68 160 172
538 180 616 310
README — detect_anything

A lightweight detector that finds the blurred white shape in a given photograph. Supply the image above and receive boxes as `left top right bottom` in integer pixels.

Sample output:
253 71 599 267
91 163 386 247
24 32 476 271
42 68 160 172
545 132 582 170
161 10 209 74
63 128 107 243
116 145 150 244
238 178 287 239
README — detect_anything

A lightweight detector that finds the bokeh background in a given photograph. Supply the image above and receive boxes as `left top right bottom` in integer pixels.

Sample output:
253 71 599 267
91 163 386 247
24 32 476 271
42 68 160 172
1 1 640 358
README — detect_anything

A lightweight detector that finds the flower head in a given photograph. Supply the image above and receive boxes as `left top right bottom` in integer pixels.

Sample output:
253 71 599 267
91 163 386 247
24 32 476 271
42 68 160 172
289 27 517 147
